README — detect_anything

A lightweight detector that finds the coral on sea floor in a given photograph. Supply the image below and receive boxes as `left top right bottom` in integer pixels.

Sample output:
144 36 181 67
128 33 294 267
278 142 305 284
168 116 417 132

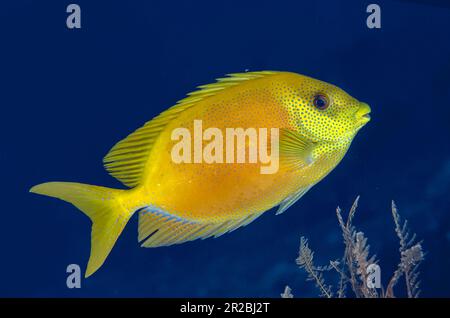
282 197 425 298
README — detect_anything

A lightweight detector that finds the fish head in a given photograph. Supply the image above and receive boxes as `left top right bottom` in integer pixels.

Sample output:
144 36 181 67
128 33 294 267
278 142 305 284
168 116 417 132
288 74 371 144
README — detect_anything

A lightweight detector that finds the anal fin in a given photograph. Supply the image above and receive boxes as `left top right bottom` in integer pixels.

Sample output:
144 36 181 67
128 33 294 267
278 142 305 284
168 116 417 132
138 206 264 248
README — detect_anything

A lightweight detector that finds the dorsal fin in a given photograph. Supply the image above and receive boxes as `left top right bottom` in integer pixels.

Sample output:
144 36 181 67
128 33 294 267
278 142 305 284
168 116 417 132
103 71 279 187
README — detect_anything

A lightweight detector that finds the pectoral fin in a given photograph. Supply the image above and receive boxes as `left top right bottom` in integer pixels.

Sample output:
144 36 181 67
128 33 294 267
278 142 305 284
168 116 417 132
279 128 316 170
276 129 316 215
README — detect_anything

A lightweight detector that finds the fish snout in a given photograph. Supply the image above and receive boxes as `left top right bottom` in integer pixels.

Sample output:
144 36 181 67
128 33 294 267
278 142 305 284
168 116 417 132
356 102 371 125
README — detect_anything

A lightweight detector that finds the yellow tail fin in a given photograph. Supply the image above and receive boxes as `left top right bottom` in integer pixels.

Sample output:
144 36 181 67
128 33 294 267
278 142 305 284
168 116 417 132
30 182 134 278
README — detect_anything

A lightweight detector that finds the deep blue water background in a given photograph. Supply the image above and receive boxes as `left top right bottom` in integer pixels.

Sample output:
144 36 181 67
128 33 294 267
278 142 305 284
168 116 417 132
1 0 449 297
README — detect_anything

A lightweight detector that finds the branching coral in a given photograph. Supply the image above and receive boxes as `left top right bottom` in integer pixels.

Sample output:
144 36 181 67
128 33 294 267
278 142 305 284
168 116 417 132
385 201 424 298
284 198 425 298
295 237 334 298
280 285 294 298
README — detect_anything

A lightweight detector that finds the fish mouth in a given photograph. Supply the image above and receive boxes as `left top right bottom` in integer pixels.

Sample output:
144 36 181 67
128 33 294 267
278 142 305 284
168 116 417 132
362 113 371 120
356 102 371 126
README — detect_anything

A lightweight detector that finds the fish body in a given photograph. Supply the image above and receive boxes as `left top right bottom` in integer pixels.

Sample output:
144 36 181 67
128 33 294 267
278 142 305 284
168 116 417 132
30 71 371 277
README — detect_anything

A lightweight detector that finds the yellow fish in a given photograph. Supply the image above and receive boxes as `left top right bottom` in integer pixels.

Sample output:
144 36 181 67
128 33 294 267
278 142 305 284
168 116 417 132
30 71 371 277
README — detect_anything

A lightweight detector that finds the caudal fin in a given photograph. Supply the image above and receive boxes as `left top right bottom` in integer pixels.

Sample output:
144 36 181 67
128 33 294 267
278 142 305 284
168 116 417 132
30 182 134 278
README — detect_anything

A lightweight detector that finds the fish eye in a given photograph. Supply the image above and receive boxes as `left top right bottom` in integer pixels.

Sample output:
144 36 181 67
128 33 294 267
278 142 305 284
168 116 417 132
313 94 329 110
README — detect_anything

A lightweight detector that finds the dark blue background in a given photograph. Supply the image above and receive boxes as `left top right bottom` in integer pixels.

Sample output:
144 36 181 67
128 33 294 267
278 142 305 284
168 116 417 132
1 0 449 297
